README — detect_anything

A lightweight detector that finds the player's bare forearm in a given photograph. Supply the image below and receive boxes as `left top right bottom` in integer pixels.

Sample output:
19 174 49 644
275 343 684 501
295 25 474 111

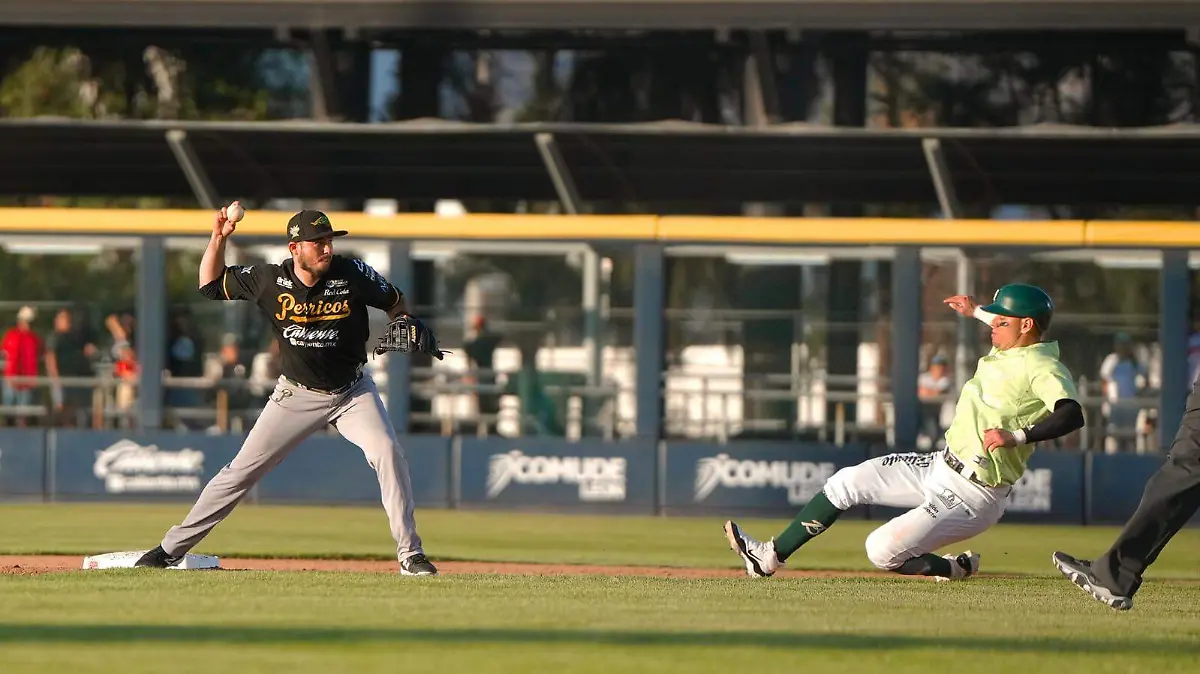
198 233 229 288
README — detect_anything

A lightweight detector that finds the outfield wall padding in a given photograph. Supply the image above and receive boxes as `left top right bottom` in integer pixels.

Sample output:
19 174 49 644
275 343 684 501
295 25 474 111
0 430 1185 525
49 430 240 502
256 434 451 507
0 429 46 499
457 438 657 513
660 441 867 515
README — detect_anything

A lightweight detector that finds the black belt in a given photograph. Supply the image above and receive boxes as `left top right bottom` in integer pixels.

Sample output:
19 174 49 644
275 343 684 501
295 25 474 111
941 449 995 488
282 371 362 396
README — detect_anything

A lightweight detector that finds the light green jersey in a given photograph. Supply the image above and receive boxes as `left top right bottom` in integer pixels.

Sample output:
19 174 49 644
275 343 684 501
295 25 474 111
943 341 1077 487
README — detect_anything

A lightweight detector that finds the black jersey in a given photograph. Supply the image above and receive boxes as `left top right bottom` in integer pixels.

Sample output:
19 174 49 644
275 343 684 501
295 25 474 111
200 255 402 391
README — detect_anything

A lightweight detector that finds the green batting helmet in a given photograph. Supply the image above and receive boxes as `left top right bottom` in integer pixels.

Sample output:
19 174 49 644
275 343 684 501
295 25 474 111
980 283 1054 331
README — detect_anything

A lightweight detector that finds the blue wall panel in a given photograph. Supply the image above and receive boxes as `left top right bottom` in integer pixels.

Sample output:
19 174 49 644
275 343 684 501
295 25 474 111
1088 453 1164 524
257 434 451 506
663 441 867 515
52 430 239 501
0 429 46 497
459 438 656 511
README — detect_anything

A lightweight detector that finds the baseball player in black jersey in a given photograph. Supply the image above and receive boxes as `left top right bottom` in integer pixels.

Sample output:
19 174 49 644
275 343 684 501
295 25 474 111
135 205 438 576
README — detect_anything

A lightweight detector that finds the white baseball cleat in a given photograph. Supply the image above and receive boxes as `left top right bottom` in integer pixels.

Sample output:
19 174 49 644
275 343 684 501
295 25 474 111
935 550 980 582
724 520 783 578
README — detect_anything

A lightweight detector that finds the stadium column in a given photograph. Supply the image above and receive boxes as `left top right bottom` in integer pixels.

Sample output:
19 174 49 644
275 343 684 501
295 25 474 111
735 262 800 439
634 244 666 439
388 241 414 435
308 29 372 123
890 247 921 449
1158 249 1189 446
739 31 797 438
137 236 166 431
397 45 443 120
824 34 869 437
582 247 603 388
954 251 975 410
308 29 371 212
395 44 445 212
341 37 372 124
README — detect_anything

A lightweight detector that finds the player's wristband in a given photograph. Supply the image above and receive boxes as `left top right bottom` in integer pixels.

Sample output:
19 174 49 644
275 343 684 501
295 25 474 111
973 306 998 325
1011 428 1028 445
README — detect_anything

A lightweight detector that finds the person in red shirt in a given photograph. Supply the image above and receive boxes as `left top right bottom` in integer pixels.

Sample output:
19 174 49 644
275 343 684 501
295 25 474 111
2 306 44 426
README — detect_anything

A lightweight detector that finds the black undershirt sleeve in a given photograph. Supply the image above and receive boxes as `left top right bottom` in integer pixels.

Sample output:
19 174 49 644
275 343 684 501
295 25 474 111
1024 399 1085 443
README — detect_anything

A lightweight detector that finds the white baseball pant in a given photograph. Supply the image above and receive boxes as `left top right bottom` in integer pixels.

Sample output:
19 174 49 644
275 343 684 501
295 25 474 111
823 451 1012 570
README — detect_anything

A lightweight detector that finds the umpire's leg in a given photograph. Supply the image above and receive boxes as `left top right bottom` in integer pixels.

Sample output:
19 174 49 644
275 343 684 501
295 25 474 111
1090 389 1200 598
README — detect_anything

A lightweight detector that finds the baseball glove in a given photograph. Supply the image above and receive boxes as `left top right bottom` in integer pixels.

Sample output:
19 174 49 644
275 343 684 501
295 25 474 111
374 314 447 360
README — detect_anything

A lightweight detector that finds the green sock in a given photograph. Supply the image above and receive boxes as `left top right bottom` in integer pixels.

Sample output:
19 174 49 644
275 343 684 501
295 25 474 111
773 490 844 561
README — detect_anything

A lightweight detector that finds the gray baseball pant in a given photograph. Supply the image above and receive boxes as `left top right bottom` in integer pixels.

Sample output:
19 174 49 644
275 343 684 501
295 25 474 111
159 373 424 562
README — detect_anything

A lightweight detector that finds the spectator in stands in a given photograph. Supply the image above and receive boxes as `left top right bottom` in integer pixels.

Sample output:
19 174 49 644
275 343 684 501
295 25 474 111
249 337 281 397
105 311 136 361
464 315 503 434
105 313 139 422
166 309 206 430
917 353 953 449
1 306 44 427
208 333 251 430
45 308 98 427
1100 332 1147 454
508 331 563 437
219 334 247 387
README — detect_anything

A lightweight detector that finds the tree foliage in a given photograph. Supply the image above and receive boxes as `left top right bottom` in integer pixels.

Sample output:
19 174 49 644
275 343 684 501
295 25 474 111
0 43 307 121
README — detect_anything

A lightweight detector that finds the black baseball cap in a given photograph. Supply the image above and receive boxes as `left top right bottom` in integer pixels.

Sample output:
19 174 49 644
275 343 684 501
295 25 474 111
287 210 348 243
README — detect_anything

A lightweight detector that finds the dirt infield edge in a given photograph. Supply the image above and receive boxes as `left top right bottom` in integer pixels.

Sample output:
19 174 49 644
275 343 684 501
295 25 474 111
0 554 918 579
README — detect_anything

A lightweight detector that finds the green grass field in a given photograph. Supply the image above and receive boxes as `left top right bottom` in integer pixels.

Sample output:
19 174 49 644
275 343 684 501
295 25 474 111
1 503 1198 674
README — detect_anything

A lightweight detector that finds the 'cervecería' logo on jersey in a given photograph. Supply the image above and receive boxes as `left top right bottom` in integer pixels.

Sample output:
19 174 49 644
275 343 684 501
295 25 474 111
274 293 352 322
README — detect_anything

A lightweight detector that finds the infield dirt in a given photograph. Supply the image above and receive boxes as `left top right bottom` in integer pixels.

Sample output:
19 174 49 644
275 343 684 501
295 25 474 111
0 554 1032 579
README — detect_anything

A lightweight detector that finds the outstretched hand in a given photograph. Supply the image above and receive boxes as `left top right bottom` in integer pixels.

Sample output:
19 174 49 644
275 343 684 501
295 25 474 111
943 294 979 319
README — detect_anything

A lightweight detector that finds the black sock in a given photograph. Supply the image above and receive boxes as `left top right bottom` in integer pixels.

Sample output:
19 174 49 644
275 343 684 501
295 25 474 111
893 553 953 577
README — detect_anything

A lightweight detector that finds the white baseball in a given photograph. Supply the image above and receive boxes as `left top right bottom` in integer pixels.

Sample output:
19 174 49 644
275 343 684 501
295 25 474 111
226 201 244 223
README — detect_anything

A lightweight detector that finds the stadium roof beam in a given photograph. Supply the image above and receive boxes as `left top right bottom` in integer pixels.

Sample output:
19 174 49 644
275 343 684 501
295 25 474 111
921 138 961 219
4 0 1200 31
2 27 1191 54
534 132 583 215
9 119 1200 209
164 129 219 209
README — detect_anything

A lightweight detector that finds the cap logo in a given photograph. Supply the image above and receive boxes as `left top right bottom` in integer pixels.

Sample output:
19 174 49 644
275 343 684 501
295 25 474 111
289 224 300 239
313 215 330 227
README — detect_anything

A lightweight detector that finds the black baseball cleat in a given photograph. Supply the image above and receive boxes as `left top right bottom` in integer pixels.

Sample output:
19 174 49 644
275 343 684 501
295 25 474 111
1051 551 1133 611
133 545 185 568
934 550 980 582
400 553 438 576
